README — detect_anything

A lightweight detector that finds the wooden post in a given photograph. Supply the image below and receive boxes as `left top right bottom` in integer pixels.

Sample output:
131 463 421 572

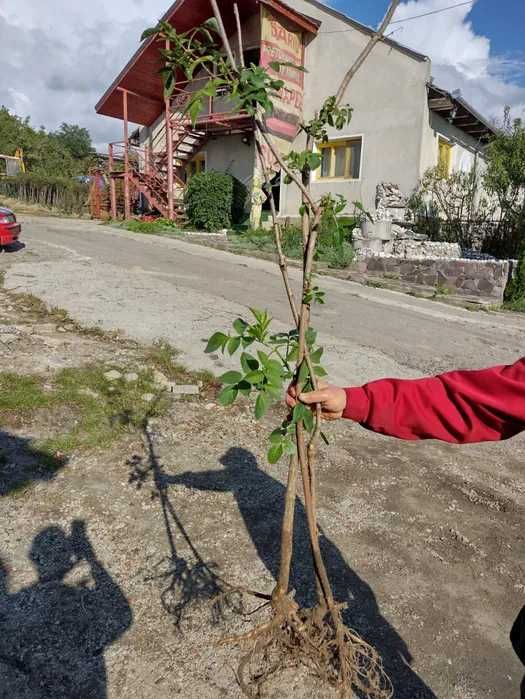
123 89 131 220
165 40 175 220
108 143 117 219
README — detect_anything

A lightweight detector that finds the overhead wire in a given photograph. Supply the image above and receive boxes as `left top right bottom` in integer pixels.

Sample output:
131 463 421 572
319 0 474 34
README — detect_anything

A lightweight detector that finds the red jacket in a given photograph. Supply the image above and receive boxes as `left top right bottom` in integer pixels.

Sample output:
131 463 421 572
343 357 525 444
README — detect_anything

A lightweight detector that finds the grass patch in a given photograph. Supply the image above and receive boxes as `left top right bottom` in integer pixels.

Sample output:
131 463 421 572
144 340 218 394
0 364 170 473
227 226 356 269
117 218 183 236
0 373 51 413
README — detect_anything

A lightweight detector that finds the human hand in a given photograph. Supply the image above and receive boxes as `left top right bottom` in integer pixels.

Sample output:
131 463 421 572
286 382 347 421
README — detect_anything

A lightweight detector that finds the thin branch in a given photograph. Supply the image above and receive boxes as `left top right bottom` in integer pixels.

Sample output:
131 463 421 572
335 0 400 106
233 3 245 68
255 118 318 212
209 0 238 72
255 139 300 326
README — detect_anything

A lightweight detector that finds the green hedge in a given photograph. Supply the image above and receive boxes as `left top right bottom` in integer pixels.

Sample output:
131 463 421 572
0 173 89 215
184 171 247 231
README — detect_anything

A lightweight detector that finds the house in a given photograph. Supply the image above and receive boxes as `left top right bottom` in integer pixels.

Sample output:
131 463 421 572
95 0 496 223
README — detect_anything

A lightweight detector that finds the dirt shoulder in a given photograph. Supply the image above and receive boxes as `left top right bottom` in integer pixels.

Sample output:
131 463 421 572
0 274 523 698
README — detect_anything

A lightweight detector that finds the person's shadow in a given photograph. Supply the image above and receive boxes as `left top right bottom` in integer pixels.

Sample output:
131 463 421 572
0 520 132 698
165 446 437 699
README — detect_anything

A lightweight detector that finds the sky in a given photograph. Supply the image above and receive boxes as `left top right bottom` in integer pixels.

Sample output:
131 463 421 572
0 0 524 151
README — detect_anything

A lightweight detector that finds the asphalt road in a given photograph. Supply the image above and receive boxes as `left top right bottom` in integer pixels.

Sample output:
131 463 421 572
2 215 523 387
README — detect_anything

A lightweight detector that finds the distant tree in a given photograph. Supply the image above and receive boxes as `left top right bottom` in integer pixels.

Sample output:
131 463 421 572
484 108 525 230
0 108 94 177
51 123 94 160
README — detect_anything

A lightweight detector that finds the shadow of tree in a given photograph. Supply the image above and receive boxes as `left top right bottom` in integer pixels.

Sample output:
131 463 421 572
127 424 243 628
165 446 438 699
0 430 68 497
0 519 132 698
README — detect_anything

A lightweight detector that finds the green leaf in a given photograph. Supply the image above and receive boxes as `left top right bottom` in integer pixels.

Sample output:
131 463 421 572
220 371 243 385
282 438 297 455
292 403 309 424
255 392 270 420
314 365 328 378
227 336 241 356
303 408 314 432
269 428 285 444
310 347 324 364
244 370 265 385
205 332 228 353
297 361 309 388
305 328 317 348
240 352 259 373
218 385 238 406
267 442 284 464
233 318 248 335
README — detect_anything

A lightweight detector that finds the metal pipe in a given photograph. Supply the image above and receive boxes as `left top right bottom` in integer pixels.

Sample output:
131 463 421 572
123 89 131 220
165 40 175 220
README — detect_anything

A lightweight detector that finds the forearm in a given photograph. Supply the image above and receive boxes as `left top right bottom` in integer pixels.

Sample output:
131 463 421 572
343 358 525 444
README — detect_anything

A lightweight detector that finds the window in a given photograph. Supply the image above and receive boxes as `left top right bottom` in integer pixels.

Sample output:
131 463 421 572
438 138 452 177
185 153 206 180
318 138 362 180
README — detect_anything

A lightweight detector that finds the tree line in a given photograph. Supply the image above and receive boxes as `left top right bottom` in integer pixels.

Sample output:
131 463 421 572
0 107 95 177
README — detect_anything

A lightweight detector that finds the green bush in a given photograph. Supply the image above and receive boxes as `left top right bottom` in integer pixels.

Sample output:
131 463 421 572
0 173 88 215
322 242 355 269
505 242 525 311
184 171 247 231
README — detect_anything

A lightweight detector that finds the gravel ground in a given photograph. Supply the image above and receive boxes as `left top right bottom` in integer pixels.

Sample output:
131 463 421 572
0 218 523 698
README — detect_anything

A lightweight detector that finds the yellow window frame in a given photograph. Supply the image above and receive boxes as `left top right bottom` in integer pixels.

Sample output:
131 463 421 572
186 152 206 180
318 138 361 180
438 138 452 177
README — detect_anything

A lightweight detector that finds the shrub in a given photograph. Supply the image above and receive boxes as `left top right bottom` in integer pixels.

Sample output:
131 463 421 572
184 170 247 231
505 240 525 311
0 173 89 215
323 242 355 269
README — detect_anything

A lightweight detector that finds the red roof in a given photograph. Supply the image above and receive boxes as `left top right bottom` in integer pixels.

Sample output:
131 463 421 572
95 0 320 127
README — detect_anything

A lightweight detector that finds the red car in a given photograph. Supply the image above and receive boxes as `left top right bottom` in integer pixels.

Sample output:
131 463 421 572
0 207 21 247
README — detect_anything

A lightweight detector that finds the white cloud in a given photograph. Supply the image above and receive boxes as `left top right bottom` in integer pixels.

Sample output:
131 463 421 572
0 0 169 150
388 0 525 123
1 0 523 152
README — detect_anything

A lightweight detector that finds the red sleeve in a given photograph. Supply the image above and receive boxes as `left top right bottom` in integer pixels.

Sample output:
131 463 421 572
343 357 525 444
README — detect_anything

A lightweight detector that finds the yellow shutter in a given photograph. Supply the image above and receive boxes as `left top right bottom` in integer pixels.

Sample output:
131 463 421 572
438 139 452 176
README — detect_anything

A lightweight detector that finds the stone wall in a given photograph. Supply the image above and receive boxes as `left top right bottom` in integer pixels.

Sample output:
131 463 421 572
360 256 512 302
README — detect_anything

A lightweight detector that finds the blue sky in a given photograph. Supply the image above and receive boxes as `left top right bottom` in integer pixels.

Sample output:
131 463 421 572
330 0 525 88
1 0 524 148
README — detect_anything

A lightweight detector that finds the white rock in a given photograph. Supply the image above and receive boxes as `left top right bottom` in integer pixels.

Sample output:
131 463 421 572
170 384 200 396
124 372 139 383
79 388 100 399
142 393 155 403
104 369 122 382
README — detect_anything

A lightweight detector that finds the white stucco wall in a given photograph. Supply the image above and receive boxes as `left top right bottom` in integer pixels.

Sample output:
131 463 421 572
420 110 486 176
206 134 255 191
278 0 431 217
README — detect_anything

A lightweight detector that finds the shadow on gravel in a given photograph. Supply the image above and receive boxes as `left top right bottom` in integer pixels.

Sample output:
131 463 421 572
0 430 68 497
128 425 243 629
168 446 438 699
0 520 132 698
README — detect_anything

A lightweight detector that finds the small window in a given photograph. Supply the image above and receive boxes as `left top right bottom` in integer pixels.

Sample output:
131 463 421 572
438 138 452 176
317 138 362 180
185 153 206 181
